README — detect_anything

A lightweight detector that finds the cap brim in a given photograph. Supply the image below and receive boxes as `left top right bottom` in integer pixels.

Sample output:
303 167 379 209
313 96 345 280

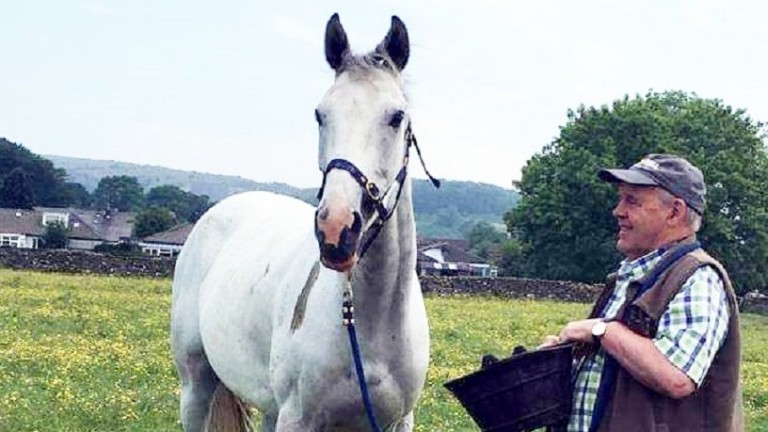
597 168 659 186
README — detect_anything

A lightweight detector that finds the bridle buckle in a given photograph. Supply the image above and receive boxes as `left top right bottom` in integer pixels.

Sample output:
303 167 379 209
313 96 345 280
365 181 381 201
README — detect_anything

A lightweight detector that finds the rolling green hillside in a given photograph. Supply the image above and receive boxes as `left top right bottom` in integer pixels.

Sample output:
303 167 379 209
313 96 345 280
47 155 518 239
45 155 313 204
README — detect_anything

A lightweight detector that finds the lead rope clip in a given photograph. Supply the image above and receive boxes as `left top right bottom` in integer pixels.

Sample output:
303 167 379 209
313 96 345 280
342 276 354 326
342 294 355 326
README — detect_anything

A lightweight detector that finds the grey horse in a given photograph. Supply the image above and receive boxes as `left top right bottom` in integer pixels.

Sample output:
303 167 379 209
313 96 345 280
171 13 430 432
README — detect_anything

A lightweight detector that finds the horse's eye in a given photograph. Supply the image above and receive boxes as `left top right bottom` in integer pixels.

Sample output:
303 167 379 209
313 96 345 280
389 110 405 128
315 109 323 126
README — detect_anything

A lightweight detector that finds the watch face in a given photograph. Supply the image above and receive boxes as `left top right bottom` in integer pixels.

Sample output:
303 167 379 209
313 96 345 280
592 321 607 337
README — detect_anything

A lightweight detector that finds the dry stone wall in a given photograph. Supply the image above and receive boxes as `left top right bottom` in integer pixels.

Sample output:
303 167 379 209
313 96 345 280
0 248 174 278
420 275 603 303
1 248 766 313
0 249 602 302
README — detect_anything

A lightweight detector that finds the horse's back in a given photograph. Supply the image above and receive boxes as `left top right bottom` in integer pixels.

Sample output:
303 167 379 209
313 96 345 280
171 191 315 355
173 191 314 294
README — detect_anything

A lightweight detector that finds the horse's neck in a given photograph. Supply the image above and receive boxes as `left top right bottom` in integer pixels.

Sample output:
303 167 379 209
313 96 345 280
351 180 416 323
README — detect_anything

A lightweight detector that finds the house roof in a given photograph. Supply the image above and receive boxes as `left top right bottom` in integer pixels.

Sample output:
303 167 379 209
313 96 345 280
70 209 135 241
417 250 438 263
417 237 487 264
142 223 194 245
0 209 43 236
0 207 135 242
418 237 470 251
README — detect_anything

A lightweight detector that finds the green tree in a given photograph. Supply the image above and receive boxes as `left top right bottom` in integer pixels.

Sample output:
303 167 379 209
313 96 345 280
506 91 768 294
134 206 176 238
0 167 35 209
42 220 69 249
0 138 72 207
466 221 506 260
93 176 145 211
65 182 92 208
145 185 211 222
185 193 211 222
498 238 525 277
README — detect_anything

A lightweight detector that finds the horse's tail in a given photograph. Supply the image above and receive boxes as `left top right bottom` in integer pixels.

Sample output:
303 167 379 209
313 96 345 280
204 383 253 432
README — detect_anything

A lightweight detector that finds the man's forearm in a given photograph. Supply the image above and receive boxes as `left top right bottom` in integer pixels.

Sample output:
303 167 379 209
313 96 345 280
601 321 695 399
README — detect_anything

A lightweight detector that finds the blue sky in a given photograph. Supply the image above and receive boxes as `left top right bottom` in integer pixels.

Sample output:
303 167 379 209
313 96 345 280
2 1 767 189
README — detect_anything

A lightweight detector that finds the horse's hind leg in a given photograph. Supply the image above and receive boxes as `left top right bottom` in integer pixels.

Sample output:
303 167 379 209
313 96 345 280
172 294 219 431
176 350 219 432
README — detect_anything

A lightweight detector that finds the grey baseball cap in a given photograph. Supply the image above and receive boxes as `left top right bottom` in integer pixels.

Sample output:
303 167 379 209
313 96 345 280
598 154 706 214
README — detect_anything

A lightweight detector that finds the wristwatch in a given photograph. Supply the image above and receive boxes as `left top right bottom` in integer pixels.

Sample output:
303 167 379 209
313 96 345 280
591 320 608 344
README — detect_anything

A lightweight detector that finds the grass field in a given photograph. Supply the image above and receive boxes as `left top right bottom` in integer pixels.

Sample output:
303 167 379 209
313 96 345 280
0 269 766 431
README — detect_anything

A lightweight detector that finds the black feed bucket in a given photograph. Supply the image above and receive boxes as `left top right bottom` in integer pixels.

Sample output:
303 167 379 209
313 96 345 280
444 343 574 432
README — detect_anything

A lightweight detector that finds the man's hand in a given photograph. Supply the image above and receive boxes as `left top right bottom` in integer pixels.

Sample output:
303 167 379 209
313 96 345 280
538 335 561 349
539 318 602 348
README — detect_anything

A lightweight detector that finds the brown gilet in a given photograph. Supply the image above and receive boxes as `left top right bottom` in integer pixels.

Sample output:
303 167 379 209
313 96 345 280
586 244 743 432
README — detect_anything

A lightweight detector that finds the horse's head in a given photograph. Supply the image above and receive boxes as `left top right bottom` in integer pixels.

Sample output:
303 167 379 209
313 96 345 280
314 14 412 273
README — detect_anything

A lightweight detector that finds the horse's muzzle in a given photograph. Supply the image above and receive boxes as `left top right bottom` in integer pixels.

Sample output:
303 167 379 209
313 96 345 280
314 206 362 272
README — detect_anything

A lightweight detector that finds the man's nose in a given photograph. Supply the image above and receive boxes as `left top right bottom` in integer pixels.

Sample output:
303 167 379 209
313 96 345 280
612 201 624 218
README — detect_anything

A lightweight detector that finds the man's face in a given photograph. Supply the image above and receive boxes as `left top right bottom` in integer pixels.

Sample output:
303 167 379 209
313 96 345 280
612 184 673 260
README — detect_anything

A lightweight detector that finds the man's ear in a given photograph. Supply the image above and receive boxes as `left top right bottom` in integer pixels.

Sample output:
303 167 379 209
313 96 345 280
669 199 686 223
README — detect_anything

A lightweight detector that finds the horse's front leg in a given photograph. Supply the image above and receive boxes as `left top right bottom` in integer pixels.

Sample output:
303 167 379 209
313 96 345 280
260 412 277 432
274 401 314 432
389 411 414 432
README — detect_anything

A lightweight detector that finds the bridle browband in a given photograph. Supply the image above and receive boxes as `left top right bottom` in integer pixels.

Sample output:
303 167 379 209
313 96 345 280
316 123 440 260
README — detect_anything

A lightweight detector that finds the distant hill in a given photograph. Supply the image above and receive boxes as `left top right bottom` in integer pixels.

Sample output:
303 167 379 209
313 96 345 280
47 155 518 239
45 155 316 203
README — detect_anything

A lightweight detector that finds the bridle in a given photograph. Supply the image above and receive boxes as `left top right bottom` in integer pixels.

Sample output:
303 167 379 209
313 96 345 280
316 122 440 260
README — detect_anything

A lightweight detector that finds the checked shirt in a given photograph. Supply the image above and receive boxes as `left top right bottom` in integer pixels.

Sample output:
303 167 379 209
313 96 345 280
568 248 731 432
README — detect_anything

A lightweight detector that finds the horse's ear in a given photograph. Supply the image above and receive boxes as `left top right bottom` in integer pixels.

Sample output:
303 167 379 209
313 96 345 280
377 15 409 71
325 13 349 71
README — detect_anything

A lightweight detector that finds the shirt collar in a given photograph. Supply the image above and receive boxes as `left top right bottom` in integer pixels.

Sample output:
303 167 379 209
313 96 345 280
617 248 666 283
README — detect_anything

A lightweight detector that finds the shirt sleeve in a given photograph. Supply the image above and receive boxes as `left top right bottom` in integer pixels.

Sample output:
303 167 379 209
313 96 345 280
652 265 730 386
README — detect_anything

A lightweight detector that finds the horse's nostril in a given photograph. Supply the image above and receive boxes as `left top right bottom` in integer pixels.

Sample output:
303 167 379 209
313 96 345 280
351 211 362 234
321 243 352 264
318 207 330 221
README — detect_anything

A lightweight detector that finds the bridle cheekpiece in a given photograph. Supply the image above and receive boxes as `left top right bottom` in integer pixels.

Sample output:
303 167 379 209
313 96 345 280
316 123 440 260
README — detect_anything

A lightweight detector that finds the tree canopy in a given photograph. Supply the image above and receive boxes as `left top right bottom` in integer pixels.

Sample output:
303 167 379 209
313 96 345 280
506 91 768 294
65 182 92 208
93 175 145 212
145 185 210 223
134 206 176 238
0 167 35 209
465 221 504 261
42 220 69 249
0 138 75 207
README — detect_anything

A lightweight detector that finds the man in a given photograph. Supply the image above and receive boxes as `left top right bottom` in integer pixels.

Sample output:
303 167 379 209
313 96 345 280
544 154 742 432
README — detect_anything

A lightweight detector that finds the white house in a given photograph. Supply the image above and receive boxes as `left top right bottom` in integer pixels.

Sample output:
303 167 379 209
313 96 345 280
138 223 194 257
417 238 498 277
0 207 135 250
0 209 41 248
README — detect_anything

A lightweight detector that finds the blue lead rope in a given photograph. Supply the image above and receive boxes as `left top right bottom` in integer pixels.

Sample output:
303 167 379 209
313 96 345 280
343 295 384 432
588 241 701 432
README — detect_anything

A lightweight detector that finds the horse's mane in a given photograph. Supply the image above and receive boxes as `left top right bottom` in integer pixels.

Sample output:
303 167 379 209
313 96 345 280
336 51 409 103
337 51 399 77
